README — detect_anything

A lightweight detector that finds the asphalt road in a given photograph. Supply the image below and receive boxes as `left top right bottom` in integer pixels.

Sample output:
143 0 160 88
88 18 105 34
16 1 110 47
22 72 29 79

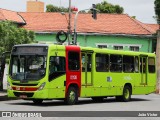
0 94 160 119
0 94 160 111
1 65 160 119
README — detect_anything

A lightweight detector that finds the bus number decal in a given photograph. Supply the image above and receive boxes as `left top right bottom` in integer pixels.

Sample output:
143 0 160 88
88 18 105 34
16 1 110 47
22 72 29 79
70 75 77 80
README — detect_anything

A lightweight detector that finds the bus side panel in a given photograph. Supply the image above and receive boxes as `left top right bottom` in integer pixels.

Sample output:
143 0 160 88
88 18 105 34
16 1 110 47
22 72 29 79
80 69 101 97
48 75 66 99
147 73 156 93
132 74 156 95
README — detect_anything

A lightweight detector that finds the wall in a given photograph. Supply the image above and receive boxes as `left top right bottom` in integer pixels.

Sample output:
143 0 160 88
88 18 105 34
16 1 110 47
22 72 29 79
35 33 153 53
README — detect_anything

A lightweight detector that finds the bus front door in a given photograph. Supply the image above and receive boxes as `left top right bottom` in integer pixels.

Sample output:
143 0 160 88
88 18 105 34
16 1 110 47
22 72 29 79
81 52 93 86
140 56 147 85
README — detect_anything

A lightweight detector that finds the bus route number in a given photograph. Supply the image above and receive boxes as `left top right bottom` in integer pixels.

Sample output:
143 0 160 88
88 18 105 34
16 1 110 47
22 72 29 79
70 75 77 80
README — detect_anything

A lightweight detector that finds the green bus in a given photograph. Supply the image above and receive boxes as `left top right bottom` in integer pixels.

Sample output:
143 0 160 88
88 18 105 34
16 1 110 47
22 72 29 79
7 44 156 105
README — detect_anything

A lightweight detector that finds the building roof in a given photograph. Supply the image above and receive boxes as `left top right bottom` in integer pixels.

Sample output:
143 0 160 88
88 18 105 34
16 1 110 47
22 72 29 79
145 24 159 34
0 8 159 36
0 8 25 24
19 12 158 36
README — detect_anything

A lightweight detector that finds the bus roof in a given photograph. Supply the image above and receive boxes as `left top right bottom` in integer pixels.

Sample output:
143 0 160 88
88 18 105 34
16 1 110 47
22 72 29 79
80 46 155 57
13 44 155 57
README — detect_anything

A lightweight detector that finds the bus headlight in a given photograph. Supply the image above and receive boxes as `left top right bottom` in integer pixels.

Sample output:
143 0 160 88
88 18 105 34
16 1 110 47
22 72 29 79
7 82 12 90
38 82 46 91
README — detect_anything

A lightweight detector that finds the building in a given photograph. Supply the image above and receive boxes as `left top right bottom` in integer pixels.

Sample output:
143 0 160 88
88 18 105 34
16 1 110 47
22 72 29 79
27 0 44 12
0 8 159 53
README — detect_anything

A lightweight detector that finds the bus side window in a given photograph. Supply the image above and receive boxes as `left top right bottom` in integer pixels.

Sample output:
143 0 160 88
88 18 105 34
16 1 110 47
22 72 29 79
140 57 146 73
68 52 80 71
148 57 155 73
81 53 92 72
81 54 85 72
49 56 65 74
123 56 134 73
96 53 109 72
87 54 92 72
134 56 139 72
110 55 122 72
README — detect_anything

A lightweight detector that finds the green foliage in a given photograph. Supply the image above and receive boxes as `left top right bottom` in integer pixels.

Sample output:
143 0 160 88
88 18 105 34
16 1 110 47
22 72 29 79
46 1 123 14
0 21 35 54
95 1 124 14
154 0 160 23
46 4 68 12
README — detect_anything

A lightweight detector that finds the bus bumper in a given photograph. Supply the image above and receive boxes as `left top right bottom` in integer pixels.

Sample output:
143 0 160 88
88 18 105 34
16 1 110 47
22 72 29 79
7 89 48 99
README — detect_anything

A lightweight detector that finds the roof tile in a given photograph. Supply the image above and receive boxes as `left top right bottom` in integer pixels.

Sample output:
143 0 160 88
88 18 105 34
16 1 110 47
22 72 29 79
19 12 158 35
0 8 25 23
0 8 158 35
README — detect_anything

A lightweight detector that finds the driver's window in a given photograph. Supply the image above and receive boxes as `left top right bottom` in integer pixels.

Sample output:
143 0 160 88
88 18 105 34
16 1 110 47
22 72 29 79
49 56 66 74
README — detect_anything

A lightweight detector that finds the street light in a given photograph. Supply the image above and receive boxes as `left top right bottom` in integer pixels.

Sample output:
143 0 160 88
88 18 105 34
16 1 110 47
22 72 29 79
72 5 99 45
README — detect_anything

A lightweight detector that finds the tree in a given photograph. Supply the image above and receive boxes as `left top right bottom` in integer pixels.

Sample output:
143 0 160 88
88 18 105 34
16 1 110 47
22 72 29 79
0 21 35 54
46 1 124 14
95 1 124 14
46 4 68 12
154 0 160 23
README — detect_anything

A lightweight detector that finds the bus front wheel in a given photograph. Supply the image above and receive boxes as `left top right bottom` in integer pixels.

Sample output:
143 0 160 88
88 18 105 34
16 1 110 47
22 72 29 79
65 87 78 105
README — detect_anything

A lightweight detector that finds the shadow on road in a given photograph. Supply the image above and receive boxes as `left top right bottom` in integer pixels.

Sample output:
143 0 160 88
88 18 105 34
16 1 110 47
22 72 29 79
0 90 18 101
6 97 151 107
0 95 18 101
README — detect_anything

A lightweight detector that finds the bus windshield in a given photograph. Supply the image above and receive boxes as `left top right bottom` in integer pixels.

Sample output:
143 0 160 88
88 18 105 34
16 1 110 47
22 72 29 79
9 55 47 81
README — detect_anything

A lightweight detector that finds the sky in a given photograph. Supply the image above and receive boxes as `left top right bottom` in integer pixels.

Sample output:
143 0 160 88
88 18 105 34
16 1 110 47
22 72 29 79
0 0 157 24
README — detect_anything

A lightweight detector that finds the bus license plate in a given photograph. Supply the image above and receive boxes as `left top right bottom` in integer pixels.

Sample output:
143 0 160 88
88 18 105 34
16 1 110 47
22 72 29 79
20 95 27 98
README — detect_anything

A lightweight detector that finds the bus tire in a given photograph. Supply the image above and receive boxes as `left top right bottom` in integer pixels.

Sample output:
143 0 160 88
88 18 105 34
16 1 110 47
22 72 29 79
121 86 131 102
65 87 78 105
32 99 43 104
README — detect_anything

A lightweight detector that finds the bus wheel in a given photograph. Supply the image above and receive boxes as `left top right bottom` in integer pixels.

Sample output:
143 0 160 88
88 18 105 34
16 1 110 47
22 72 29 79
122 86 131 102
33 99 43 104
65 87 78 105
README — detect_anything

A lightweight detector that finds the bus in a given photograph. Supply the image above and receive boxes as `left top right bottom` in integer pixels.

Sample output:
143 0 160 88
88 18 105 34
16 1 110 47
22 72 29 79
7 44 156 105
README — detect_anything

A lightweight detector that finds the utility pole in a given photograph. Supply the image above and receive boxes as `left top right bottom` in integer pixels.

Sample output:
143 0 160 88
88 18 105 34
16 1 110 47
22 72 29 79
156 22 160 94
68 0 71 45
